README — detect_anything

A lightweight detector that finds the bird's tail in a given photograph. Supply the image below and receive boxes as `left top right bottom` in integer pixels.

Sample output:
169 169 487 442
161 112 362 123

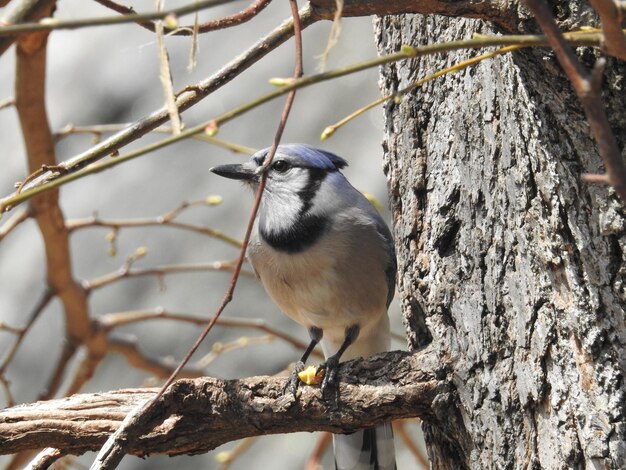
333 422 396 470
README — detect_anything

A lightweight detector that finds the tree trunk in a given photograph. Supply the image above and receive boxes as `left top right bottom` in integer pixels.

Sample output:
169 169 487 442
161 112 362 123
375 5 626 469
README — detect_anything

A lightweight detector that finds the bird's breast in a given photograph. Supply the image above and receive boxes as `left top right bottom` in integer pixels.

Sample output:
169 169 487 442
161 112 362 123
247 219 390 333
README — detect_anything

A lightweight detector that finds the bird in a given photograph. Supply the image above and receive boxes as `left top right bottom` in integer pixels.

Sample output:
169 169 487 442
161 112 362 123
211 144 397 470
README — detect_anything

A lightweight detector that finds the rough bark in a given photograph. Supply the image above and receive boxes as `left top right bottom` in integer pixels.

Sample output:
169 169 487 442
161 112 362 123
0 348 443 456
375 4 626 469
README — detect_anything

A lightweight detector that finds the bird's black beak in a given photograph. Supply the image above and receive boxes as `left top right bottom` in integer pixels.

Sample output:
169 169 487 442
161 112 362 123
210 163 258 182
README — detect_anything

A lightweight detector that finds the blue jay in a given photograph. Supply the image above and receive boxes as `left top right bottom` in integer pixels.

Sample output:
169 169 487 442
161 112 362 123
211 144 396 470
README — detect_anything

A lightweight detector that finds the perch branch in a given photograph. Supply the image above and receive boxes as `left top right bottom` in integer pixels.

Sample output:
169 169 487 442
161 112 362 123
0 348 444 457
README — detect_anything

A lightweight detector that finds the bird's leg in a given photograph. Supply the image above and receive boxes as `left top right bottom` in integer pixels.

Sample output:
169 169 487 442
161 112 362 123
284 326 323 396
317 324 360 400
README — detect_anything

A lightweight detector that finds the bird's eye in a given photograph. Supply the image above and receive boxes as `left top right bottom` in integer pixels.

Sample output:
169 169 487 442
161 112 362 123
272 160 290 173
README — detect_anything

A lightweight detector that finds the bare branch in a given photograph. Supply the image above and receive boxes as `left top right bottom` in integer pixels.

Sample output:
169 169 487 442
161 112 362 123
0 28 613 214
65 200 243 249
309 0 516 29
0 207 30 241
97 309 321 358
588 0 626 59
89 4 306 467
0 0 56 56
14 8 99 407
0 289 54 377
92 0 272 36
524 0 626 202
24 448 66 470
83 260 253 291
0 5 316 216
107 336 205 379
0 96 15 109
0 348 444 457
305 432 332 470
0 0 235 36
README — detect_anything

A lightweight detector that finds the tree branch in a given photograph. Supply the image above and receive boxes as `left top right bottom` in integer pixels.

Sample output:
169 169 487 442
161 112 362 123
13 0 99 396
588 0 626 60
0 5 317 218
0 347 444 457
524 0 626 202
0 0 56 57
0 0 235 36
309 0 517 30
92 0 273 36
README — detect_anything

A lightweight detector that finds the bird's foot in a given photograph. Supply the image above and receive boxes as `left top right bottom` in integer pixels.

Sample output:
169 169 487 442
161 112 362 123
317 356 340 403
283 360 306 397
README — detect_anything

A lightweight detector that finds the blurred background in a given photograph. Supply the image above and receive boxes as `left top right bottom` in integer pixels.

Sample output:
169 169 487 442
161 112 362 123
0 1 424 468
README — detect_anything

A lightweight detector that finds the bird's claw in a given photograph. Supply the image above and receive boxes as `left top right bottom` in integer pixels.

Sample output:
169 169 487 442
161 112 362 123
317 356 340 402
283 360 306 397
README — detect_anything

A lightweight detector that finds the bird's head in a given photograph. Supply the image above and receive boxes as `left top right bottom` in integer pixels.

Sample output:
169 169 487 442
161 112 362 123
210 143 347 189
211 144 349 244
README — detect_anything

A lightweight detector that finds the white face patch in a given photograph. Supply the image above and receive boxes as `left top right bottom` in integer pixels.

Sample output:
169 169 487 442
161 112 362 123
260 166 318 235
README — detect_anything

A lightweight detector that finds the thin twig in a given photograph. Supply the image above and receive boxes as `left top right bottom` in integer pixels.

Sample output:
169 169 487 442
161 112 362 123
524 0 626 202
588 0 626 60
65 200 243 249
305 432 332 470
215 437 259 469
322 44 523 139
24 447 66 470
108 336 205 379
195 334 275 368
394 420 429 467
97 309 320 357
0 96 15 110
0 207 30 241
0 27 612 215
39 340 78 400
0 375 14 408
92 0 272 36
0 5 317 214
53 122 257 153
317 0 343 71
155 0 182 134
88 4 304 467
0 289 54 376
0 0 235 36
83 260 253 291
